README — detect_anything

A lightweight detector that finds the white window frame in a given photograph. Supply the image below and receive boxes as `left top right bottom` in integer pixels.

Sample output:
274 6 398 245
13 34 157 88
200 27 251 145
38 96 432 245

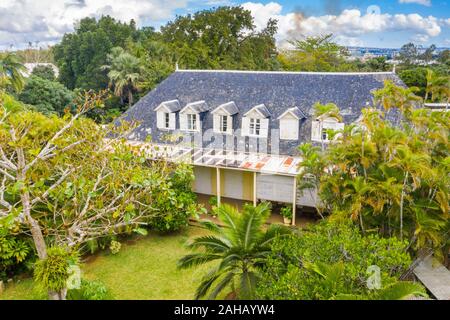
249 118 261 136
219 115 228 133
187 113 198 131
164 112 170 129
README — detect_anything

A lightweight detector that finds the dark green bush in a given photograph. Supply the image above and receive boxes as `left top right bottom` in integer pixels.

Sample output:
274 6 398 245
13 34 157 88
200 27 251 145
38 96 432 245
67 279 112 300
148 163 199 232
256 221 412 300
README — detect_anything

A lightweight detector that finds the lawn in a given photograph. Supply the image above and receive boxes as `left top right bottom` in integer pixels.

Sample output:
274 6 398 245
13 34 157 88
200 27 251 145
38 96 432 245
1 226 212 300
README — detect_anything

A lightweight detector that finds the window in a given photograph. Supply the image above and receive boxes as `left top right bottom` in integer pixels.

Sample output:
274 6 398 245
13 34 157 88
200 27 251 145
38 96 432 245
164 113 170 129
249 118 261 136
279 113 299 140
157 111 175 130
311 118 345 142
187 114 197 131
220 115 228 133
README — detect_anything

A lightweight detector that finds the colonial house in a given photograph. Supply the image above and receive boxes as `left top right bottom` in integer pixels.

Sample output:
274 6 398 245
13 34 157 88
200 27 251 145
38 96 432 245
121 69 404 225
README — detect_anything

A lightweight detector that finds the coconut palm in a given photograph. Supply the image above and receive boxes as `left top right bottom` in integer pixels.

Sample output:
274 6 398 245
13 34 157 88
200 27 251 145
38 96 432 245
0 53 26 92
425 69 450 105
102 47 143 107
178 202 291 299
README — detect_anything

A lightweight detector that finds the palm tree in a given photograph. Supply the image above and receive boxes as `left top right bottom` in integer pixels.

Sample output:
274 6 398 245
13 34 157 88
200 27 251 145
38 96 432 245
0 53 26 92
425 69 449 105
178 202 290 299
102 47 143 107
313 102 343 151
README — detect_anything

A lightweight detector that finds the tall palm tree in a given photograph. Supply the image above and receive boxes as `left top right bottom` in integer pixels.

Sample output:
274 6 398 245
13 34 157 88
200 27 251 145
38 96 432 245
0 53 26 92
178 203 290 299
102 47 143 107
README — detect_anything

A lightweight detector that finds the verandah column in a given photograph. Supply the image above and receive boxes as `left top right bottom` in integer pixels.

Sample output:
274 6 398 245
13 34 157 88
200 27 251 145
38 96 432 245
253 171 257 206
216 167 221 206
292 176 297 226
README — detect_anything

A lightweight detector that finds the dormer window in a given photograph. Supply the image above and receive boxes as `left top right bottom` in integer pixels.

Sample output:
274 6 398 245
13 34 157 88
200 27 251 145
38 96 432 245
249 118 261 135
212 102 238 135
164 112 170 129
311 116 345 143
180 101 209 132
155 99 180 130
277 107 305 140
241 104 271 138
187 114 198 131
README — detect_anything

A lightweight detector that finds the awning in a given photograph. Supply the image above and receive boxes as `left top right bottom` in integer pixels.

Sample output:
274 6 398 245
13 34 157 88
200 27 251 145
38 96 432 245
125 141 302 176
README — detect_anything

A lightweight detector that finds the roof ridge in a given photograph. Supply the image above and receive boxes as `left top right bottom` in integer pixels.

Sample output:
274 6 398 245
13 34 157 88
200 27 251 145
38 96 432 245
176 69 395 76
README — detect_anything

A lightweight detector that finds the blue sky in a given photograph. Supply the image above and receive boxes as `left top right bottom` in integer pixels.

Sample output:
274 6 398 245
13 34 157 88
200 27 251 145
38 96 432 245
0 0 449 50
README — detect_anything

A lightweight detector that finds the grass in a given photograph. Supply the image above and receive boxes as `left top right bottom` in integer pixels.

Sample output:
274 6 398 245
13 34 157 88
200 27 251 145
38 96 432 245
1 226 211 300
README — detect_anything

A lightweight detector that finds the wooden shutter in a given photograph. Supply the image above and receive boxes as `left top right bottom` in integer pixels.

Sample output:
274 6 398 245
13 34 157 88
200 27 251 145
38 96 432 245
311 120 321 141
156 111 164 129
196 114 202 132
226 115 233 134
213 115 220 133
169 113 176 130
259 118 269 138
179 113 187 131
241 117 250 136
280 118 298 140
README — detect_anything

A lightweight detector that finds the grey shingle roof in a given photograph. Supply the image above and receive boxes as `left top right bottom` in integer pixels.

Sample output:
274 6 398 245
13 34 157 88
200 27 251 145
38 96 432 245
122 70 404 155
213 101 239 115
245 104 271 118
156 99 181 112
181 100 210 113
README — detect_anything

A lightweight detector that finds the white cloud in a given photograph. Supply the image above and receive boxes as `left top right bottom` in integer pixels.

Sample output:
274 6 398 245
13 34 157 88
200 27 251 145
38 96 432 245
242 2 443 47
399 0 432 7
0 0 188 49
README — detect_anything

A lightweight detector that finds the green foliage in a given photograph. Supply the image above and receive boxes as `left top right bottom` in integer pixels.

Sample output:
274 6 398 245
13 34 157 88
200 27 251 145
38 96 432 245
18 76 75 115
109 240 121 255
280 206 292 220
0 235 33 280
399 67 428 98
298 81 449 258
102 47 142 107
148 163 199 232
161 6 279 71
67 279 112 300
53 16 138 90
256 221 415 300
33 246 79 292
279 34 355 72
178 202 291 299
31 65 56 81
0 53 26 92
335 281 427 300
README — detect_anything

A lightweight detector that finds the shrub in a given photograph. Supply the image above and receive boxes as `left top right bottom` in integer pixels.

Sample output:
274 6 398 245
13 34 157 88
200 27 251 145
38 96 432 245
256 221 413 300
33 246 79 292
67 279 112 300
280 206 292 220
148 163 200 232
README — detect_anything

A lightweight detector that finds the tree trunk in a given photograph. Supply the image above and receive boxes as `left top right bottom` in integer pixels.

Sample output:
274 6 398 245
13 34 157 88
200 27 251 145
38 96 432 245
48 288 67 300
128 90 133 108
399 172 409 241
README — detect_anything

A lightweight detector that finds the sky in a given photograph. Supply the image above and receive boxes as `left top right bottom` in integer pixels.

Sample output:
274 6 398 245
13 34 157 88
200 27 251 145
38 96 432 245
0 0 449 50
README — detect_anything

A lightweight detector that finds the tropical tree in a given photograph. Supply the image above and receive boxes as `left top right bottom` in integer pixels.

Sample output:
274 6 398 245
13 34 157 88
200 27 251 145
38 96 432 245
279 34 354 72
178 203 290 299
297 81 449 260
0 91 193 299
425 69 449 106
102 47 143 107
0 53 26 92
